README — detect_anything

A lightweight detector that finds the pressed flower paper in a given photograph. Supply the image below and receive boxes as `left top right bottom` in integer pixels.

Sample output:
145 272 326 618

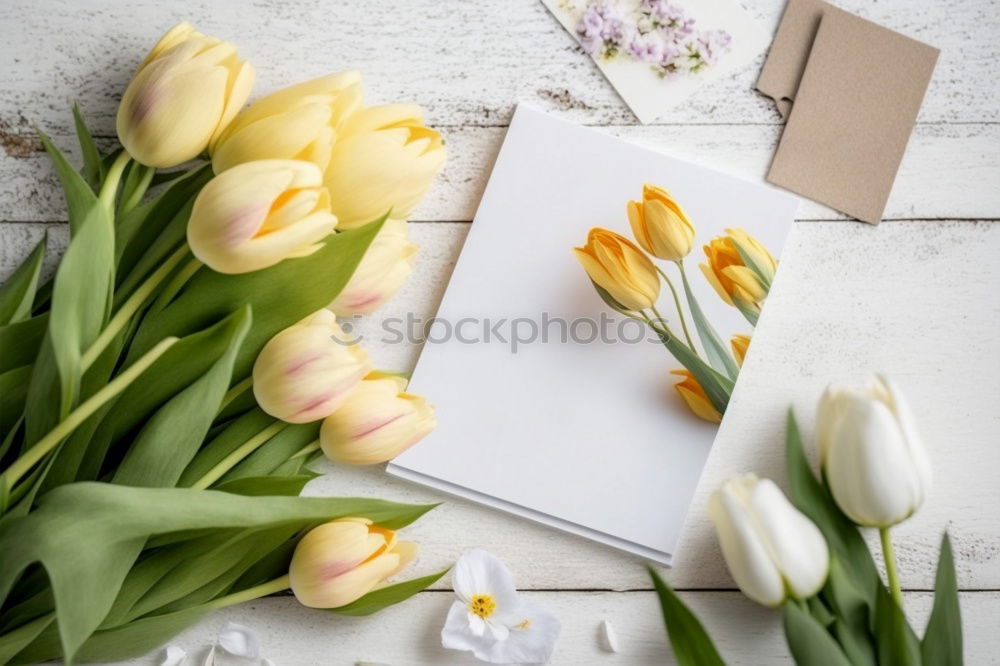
542 0 769 123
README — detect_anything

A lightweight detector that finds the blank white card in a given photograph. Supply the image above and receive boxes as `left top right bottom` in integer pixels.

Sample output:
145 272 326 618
388 105 798 564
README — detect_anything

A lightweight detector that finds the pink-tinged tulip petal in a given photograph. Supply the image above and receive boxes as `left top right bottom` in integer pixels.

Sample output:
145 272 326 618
188 159 338 274
320 373 435 465
253 310 372 424
290 518 417 609
117 23 253 168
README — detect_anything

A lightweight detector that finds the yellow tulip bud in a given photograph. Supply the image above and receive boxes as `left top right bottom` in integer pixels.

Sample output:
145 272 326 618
187 159 337 274
320 373 436 465
699 228 776 313
252 310 372 424
329 219 417 316
671 369 722 423
290 517 417 608
211 71 364 174
324 104 446 228
117 22 254 168
626 184 696 261
573 228 660 311
731 334 751 367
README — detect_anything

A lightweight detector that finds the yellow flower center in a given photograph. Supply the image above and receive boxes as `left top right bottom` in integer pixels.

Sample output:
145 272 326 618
469 594 496 618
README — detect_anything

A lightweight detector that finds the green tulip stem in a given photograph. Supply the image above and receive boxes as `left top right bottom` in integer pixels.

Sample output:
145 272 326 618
654 267 697 352
149 255 203 313
98 151 132 214
0 337 178 492
210 575 291 610
191 421 288 490
290 439 321 460
120 165 155 216
218 377 254 414
880 527 904 608
80 244 190 372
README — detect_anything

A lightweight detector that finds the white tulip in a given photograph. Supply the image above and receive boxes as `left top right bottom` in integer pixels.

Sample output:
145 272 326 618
708 475 829 607
816 374 932 528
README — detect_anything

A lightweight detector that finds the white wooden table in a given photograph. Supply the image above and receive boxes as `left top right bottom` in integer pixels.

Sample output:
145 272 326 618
2 1 998 663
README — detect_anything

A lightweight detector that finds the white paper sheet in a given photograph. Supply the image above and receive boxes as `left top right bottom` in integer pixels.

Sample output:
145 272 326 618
388 105 798 564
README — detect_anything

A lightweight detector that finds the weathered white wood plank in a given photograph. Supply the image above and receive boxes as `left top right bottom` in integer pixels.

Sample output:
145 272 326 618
2 0 997 132
4 220 998 591
3 122 999 223
103 591 1000 665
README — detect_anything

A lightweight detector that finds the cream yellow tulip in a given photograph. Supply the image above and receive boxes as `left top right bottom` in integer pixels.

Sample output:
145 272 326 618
573 228 660 311
627 184 696 261
320 373 436 465
289 518 417 608
117 22 254 168
700 228 776 314
252 310 372 424
671 369 722 423
187 159 337 274
211 71 363 174
329 219 417 316
324 104 446 228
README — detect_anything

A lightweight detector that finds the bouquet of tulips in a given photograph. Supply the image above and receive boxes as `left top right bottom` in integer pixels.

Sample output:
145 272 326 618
0 23 447 664
574 184 775 423
649 377 962 665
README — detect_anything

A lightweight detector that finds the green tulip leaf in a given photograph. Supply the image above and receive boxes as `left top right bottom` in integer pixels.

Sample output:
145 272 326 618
0 482 437 664
0 612 54 665
128 214 387 382
331 569 450 617
73 314 263 484
0 366 32 438
26 135 115 438
660 331 734 414
648 566 725 666
213 474 317 497
921 533 962 665
71 104 104 191
112 306 251 488
677 263 740 380
178 408 277 487
782 601 853 666
785 410 880 600
37 131 100 237
218 422 320 483
0 315 48 374
873 583 922 666
822 557 877 666
732 295 759 327
0 234 46 326
115 165 211 294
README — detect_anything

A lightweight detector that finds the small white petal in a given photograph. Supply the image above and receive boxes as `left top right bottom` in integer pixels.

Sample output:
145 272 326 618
160 645 186 666
598 620 619 653
201 646 215 666
442 600 495 658
482 601 561 664
452 549 520 612
217 622 260 659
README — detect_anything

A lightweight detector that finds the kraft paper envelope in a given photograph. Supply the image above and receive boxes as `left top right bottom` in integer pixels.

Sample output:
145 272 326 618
754 0 826 119
763 4 938 224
